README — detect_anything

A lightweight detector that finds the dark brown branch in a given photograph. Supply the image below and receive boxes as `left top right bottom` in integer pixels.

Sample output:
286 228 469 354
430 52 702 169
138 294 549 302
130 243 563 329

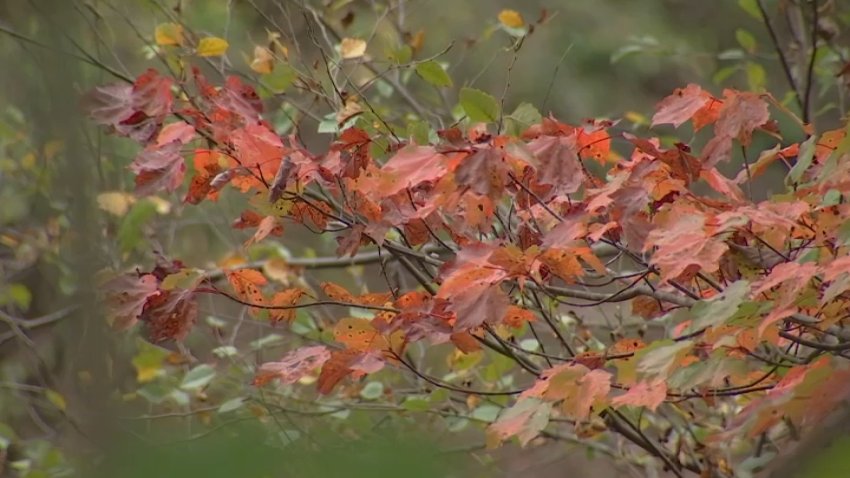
756 0 805 113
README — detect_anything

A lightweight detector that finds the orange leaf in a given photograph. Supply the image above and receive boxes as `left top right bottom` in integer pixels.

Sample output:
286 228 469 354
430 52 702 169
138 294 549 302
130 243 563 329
321 282 355 302
226 269 267 315
268 288 305 323
502 305 536 328
333 318 387 352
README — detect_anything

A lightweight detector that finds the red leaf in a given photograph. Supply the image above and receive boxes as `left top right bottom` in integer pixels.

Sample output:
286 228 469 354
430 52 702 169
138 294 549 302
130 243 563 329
441 277 509 331
488 398 551 447
715 90 770 146
317 349 359 394
611 378 667 411
104 274 159 330
651 84 710 128
130 141 186 195
131 69 174 118
378 145 448 196
229 123 285 192
85 69 173 143
526 134 584 195
645 206 729 282
454 147 510 199
86 83 134 129
142 288 198 343
254 345 330 386
185 150 225 204
243 215 282 247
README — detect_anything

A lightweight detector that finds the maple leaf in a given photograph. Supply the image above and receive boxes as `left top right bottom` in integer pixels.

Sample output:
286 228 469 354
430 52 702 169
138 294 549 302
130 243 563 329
333 318 387 352
454 146 510 199
317 349 361 394
129 121 198 196
700 90 769 168
377 145 448 197
243 215 282 247
103 273 160 330
268 288 305 323
526 134 584 196
85 69 174 143
715 90 769 146
502 305 536 328
446 280 509 332
228 123 285 191
214 75 264 123
141 287 199 343
226 269 267 315
645 206 729 282
184 149 225 204
523 363 612 421
130 141 186 195
254 346 330 386
611 378 667 411
576 120 612 163
86 83 135 129
488 398 552 447
652 84 711 128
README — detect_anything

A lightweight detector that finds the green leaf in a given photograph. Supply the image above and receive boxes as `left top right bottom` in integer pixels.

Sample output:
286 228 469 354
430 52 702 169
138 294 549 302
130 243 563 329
510 102 541 126
161 269 203 290
402 396 431 411
745 62 766 91
218 397 246 414
261 63 298 94
137 382 172 404
717 49 746 61
388 45 412 64
359 381 384 400
180 364 216 391
735 29 757 53
712 65 740 85
506 102 542 137
212 345 238 358
636 340 693 378
251 333 284 350
787 134 817 185
132 340 170 383
406 119 432 145
470 404 501 423
738 0 762 20
45 389 66 411
683 280 750 333
0 422 15 450
459 87 500 123
118 200 157 253
1 283 31 310
415 60 452 88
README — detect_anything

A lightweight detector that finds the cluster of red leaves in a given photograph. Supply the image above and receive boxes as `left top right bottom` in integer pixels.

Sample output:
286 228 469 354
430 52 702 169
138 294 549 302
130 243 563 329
103 260 199 343
92 69 850 457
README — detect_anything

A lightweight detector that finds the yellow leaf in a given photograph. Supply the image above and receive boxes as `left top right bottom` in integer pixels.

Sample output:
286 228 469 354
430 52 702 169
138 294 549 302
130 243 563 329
340 37 367 59
409 29 425 53
250 46 275 74
97 192 135 217
45 389 66 411
155 22 184 46
498 9 524 29
197 36 229 57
